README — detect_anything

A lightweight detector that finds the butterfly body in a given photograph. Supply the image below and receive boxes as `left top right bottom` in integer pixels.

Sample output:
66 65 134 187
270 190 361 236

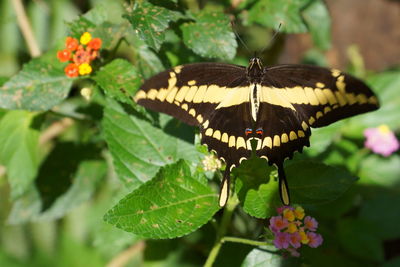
135 58 379 207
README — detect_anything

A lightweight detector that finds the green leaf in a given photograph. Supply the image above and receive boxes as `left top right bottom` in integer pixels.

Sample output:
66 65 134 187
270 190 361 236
337 218 384 262
358 154 400 188
359 193 400 240
246 0 308 33
181 10 237 60
93 59 143 104
38 160 106 220
234 157 279 219
124 2 182 50
286 160 358 204
241 247 297 266
0 110 40 199
104 160 219 239
0 56 73 111
102 99 201 189
302 0 331 50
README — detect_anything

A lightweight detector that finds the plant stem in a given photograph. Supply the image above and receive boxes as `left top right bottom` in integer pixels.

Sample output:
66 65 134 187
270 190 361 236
204 194 238 267
11 0 41 57
222 236 271 247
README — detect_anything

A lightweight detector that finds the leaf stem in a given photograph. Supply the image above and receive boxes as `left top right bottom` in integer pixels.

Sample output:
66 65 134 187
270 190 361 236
204 194 238 267
221 236 271 247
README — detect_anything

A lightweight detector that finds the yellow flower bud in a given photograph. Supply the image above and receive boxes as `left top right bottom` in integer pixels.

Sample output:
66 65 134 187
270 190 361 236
80 32 92 45
78 63 92 75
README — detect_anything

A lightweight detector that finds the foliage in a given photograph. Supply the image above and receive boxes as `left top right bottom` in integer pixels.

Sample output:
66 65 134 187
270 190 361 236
0 0 399 266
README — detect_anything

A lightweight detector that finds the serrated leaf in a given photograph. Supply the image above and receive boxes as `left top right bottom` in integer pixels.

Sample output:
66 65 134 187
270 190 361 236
0 56 73 111
181 10 237 60
104 160 219 239
302 0 331 50
0 111 40 199
246 0 308 33
94 59 143 104
286 160 358 204
125 2 182 50
234 157 279 219
102 99 201 189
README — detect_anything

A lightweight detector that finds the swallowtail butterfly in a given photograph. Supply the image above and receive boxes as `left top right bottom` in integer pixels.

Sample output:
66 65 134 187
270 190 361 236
134 57 379 207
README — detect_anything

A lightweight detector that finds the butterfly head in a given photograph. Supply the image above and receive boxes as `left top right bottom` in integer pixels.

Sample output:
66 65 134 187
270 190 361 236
247 57 264 83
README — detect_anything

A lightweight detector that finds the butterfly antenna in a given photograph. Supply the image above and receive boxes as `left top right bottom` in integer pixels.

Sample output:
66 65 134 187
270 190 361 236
260 23 282 54
231 20 250 53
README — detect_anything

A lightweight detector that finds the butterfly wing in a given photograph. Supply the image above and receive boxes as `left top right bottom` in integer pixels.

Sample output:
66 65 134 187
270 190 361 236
135 62 251 206
254 64 379 204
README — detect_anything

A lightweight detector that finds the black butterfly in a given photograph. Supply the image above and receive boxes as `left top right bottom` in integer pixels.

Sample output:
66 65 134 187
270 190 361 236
134 58 379 206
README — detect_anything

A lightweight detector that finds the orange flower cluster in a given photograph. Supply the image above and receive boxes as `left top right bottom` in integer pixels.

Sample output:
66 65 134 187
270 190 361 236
57 32 102 77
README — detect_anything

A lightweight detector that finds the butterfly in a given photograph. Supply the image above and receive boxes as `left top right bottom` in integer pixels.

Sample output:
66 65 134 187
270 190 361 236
134 57 379 207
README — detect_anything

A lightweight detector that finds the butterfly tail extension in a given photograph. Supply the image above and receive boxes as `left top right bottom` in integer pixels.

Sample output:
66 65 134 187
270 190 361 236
218 168 231 207
277 162 290 206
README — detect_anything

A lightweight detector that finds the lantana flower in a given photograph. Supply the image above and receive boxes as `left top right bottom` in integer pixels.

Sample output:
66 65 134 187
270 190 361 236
269 205 323 257
57 32 102 77
202 155 222 172
364 125 399 156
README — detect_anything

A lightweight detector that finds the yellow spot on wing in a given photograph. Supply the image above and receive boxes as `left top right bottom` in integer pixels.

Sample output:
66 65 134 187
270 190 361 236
193 85 207 103
216 87 249 109
298 130 305 137
166 87 178 103
336 75 346 92
196 114 203 123
188 80 196 86
331 69 341 77
134 90 146 102
181 103 188 111
175 86 190 102
301 121 308 130
345 93 357 105
189 108 196 117
335 91 347 106
203 120 209 128
147 89 158 100
174 66 182 74
324 106 332 113
304 87 319 105
309 116 315 125
262 137 272 149
273 135 280 147
285 86 309 104
261 87 296 110
368 96 378 105
281 133 289 143
316 82 325 88
236 137 246 149
205 128 213 136
185 86 198 102
213 130 221 140
228 136 236 147
357 94 367 104
221 133 228 143
316 111 323 119
289 131 297 140
314 89 328 105
323 89 337 105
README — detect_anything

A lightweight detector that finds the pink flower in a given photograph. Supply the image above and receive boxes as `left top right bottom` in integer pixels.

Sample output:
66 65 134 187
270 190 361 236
364 125 399 157
274 232 290 249
289 232 302 248
269 216 289 232
304 216 318 231
307 232 323 248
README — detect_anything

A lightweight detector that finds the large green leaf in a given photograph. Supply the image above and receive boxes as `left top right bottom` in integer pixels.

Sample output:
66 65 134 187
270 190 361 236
102 99 201 189
93 59 142 104
286 160 358 204
246 0 308 33
0 111 40 199
124 1 182 50
241 246 297 266
0 56 73 111
234 157 279 219
104 160 219 239
181 10 237 60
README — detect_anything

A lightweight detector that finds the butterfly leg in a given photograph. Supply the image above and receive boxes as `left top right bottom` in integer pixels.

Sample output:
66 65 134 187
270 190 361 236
277 162 290 206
